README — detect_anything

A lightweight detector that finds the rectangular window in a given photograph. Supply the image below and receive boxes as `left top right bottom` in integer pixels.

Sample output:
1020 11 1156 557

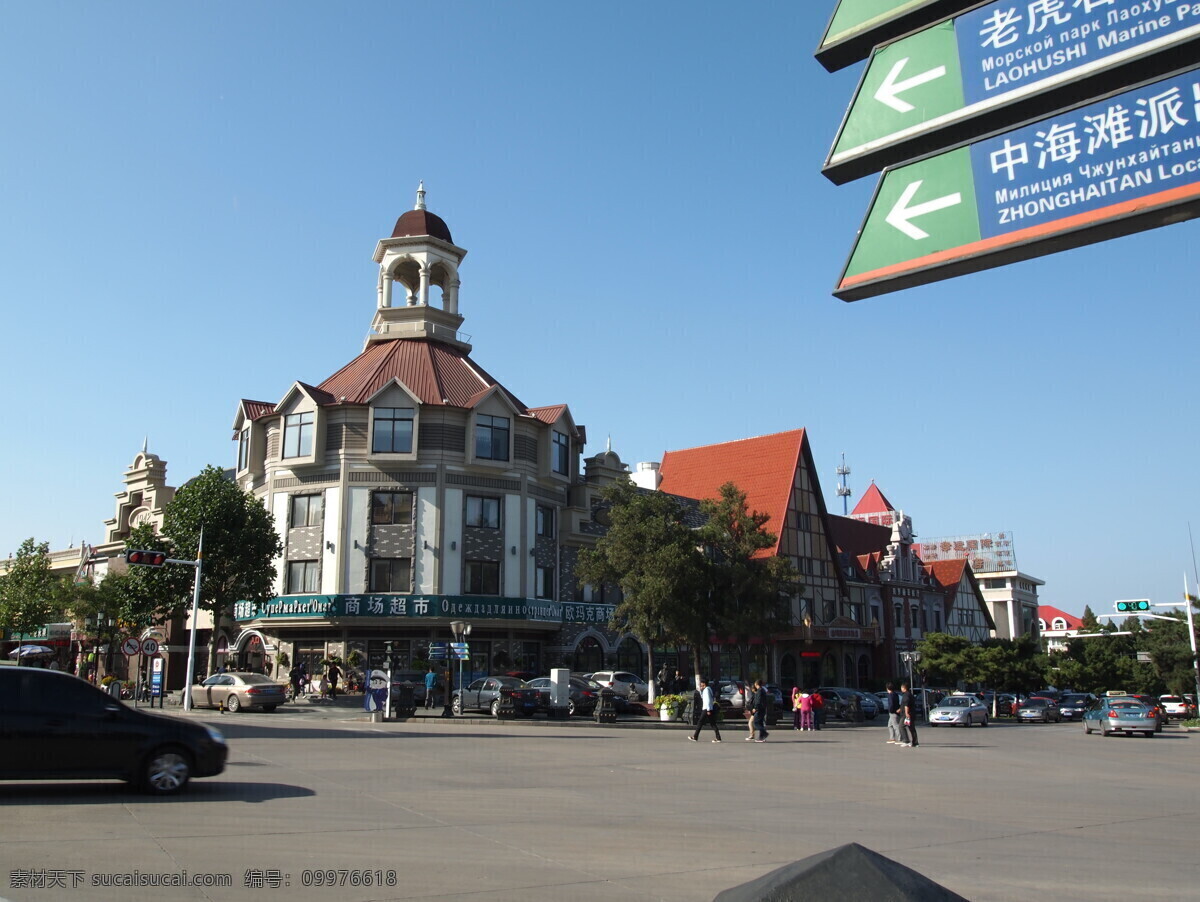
290 494 323 528
287 560 319 594
536 505 554 538
369 558 411 593
474 414 510 461
237 427 250 471
464 560 500 595
283 411 314 459
536 565 555 600
371 491 413 525
552 430 569 475
465 496 500 529
372 407 414 454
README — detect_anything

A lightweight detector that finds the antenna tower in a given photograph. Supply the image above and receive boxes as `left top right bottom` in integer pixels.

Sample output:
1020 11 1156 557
836 452 852 516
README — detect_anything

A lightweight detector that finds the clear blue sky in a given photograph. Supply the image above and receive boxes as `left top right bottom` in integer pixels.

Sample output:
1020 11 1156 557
3 2 1197 618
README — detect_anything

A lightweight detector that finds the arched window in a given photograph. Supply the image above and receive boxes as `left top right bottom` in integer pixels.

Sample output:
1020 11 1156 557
1053 618 1067 630
616 637 643 675
857 654 871 688
843 654 855 687
573 637 604 675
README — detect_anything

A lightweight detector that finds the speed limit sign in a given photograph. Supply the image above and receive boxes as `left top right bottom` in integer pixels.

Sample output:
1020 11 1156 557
140 637 160 656
121 637 140 656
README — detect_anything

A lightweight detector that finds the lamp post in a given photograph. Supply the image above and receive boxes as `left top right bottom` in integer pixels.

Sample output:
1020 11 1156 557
900 650 922 721
450 620 472 716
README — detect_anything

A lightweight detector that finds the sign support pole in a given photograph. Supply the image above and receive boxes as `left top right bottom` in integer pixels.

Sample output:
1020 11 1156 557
181 528 204 713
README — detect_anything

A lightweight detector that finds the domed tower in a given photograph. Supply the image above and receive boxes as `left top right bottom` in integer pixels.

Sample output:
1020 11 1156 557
370 182 470 352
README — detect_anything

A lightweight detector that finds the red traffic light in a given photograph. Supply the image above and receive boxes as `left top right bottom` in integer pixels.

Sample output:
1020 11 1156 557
125 549 167 567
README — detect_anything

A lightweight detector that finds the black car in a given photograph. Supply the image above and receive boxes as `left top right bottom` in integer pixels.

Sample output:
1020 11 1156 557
452 676 540 716
0 668 228 794
524 676 604 716
1057 693 1096 721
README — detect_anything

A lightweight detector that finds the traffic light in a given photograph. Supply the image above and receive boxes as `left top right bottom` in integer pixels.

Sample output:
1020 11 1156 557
1115 600 1151 613
125 549 167 567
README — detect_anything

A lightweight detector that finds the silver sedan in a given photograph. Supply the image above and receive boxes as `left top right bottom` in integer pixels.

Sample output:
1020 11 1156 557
928 695 989 727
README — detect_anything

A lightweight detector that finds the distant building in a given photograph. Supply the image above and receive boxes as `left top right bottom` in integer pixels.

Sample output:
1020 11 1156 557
1038 605 1083 652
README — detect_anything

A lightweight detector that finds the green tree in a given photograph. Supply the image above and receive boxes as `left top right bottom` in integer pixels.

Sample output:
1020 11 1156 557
575 481 710 681
157 465 282 675
914 633 977 685
698 483 799 681
0 538 63 663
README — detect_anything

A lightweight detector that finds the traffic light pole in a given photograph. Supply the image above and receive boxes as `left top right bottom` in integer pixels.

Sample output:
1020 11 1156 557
176 529 203 713
1099 587 1200 707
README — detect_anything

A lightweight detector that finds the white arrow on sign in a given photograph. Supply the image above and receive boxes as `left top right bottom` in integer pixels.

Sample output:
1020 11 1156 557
885 179 962 240
874 57 946 113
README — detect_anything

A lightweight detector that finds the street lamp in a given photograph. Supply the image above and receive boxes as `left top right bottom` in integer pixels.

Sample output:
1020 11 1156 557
450 620 472 716
900 651 922 721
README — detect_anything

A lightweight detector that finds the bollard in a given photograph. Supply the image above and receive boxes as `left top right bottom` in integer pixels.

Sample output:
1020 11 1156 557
594 690 616 723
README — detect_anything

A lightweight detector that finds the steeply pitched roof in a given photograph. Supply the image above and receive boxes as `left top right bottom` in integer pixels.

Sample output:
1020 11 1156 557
316 338 529 411
241 400 276 421
658 430 808 556
851 481 896 516
926 558 968 589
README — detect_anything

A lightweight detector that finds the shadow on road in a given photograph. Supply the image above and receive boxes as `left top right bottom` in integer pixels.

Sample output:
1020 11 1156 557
0 780 315 804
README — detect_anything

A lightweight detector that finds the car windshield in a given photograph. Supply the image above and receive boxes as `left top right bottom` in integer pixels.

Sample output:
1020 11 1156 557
941 698 973 707
1161 696 1183 703
1023 699 1048 707
238 673 277 685
1060 696 1089 704
495 677 525 688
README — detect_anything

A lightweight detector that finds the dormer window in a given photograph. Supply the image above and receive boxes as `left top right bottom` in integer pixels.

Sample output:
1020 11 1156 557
552 430 569 475
475 414 510 461
372 407 414 454
283 412 314 459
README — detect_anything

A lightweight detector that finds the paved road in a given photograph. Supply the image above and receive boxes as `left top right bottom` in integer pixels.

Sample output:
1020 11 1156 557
2 708 1197 902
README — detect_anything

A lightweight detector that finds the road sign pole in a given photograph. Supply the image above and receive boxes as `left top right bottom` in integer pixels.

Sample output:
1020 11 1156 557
182 528 203 713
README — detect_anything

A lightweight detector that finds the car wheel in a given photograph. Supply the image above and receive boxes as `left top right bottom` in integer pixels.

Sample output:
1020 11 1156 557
490 699 501 717
1144 731 1155 738
225 694 241 713
263 705 277 712
1084 722 1092 734
452 697 463 716
567 700 576 716
140 747 191 795
980 716 989 727
1100 722 1110 736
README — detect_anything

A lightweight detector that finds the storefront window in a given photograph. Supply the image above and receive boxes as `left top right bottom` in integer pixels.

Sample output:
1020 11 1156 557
615 637 643 676
573 637 603 674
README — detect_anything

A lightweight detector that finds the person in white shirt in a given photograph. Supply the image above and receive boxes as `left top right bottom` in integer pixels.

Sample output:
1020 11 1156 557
689 677 722 743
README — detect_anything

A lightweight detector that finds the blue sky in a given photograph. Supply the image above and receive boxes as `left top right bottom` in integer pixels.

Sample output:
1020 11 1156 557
2 2 1197 618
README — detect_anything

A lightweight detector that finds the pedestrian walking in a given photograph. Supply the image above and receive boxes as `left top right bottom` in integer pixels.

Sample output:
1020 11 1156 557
898 681 919 748
884 682 903 744
750 679 770 742
424 666 438 709
326 660 342 698
812 688 825 730
791 686 803 730
689 677 722 742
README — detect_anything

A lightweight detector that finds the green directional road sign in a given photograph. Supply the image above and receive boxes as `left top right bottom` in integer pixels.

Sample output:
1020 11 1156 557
825 0 1200 183
816 0 978 73
835 66 1200 301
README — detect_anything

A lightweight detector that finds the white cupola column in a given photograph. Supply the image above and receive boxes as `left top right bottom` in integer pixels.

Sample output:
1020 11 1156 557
378 265 393 308
419 263 430 306
446 275 460 314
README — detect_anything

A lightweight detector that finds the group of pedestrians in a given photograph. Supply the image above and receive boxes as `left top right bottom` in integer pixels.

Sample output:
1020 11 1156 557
688 677 921 749
790 687 825 731
884 681 919 748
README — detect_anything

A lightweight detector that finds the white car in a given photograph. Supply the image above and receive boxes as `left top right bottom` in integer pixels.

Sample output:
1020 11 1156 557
928 694 989 727
588 670 648 701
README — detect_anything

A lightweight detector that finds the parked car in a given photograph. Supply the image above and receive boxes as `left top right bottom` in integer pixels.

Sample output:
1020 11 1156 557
1159 695 1198 720
190 672 287 712
452 676 540 716
817 687 878 720
1057 693 1096 721
1015 697 1062 723
588 670 648 701
0 668 227 794
1083 699 1158 737
928 694 989 727
719 679 750 709
525 676 603 716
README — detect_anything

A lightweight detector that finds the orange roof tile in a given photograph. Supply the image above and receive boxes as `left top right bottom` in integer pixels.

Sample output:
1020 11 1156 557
658 430 808 555
926 558 968 589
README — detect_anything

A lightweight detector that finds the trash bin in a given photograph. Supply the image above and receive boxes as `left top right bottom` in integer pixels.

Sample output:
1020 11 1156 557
594 689 616 723
393 682 416 718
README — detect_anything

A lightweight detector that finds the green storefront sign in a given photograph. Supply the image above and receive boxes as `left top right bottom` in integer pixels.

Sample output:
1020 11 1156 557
235 596 618 626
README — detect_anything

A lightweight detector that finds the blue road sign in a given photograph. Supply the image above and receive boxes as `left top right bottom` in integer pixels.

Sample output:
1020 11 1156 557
826 0 1200 182
837 65 1200 299
428 642 449 659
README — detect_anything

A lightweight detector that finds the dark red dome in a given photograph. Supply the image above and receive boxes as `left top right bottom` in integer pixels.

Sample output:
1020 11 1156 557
392 209 453 243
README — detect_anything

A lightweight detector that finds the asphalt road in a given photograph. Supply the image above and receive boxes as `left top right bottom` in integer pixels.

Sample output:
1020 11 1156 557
2 706 1197 902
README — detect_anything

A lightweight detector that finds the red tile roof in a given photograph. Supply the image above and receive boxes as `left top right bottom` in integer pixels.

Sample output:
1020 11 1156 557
241 400 276 421
316 338 529 411
658 430 808 555
851 482 896 516
926 558 968 589
1039 605 1083 630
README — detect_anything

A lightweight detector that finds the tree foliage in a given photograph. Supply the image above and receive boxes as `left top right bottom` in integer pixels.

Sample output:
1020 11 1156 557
575 481 709 677
916 633 1048 691
0 538 64 658
698 483 799 677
